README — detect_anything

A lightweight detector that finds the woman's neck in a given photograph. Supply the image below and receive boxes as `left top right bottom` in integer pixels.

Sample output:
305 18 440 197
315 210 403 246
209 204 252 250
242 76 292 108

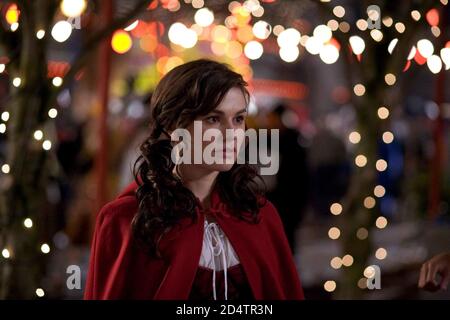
174 164 219 208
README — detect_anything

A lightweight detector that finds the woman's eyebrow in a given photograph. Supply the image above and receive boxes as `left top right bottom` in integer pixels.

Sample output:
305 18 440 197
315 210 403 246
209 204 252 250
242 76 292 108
209 108 247 115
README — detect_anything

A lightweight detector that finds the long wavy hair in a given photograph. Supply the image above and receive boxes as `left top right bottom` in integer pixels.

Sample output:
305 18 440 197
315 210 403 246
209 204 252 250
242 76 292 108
132 59 266 257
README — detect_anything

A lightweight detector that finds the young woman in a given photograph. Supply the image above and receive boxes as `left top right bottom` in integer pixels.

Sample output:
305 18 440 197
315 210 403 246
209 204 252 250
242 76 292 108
84 59 304 300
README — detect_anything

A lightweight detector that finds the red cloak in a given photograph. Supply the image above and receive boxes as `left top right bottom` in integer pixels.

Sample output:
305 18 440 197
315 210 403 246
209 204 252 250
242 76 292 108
84 181 304 300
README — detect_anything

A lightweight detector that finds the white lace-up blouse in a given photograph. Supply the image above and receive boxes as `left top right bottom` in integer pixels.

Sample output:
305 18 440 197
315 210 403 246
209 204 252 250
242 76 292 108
198 219 240 300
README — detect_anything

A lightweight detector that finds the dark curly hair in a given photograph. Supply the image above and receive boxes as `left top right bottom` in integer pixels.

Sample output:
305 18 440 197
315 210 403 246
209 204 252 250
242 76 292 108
132 59 266 257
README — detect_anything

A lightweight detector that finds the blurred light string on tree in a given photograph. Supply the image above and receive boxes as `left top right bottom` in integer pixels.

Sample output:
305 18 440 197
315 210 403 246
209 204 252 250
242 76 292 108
0 0 88 298
321 0 449 294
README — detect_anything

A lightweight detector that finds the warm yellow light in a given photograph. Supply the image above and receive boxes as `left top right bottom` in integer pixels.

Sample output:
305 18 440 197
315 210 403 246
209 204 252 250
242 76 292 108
441 48 450 70
376 159 388 172
305 36 323 55
431 26 441 38
330 203 343 215
411 10 421 21
48 108 58 119
10 22 19 32
364 266 375 278
24 218 33 228
60 0 87 18
417 39 434 58
395 22 406 33
385 73 396 85
320 44 339 64
349 36 365 55
349 131 361 144
330 257 342 269
244 41 263 60
277 28 301 47
236 25 253 43
52 77 63 87
382 131 394 144
244 0 261 13
36 288 45 297
333 6 345 18
225 41 243 59
364 196 376 209
342 254 354 267
41 243 50 254
165 57 184 74
252 6 264 17
355 155 367 167
34 130 43 141
328 227 341 240
375 216 388 229
111 30 132 54
273 25 284 36
51 21 72 43
388 38 398 54
1 164 10 174
377 107 390 119
313 24 332 43
36 29 46 39
374 185 386 198
375 248 387 260
370 29 383 42
353 84 366 96
211 42 227 56
5 4 20 25
42 140 52 151
192 0 204 9
382 17 393 27
2 248 10 259
327 19 339 31
427 55 442 74
1 111 9 122
324 280 336 292
253 20 271 40
279 46 299 63
356 19 368 31
194 8 214 27
13 77 22 87
212 25 231 43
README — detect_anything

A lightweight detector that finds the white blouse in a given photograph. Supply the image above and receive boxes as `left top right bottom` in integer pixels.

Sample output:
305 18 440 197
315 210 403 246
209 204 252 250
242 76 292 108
198 219 240 300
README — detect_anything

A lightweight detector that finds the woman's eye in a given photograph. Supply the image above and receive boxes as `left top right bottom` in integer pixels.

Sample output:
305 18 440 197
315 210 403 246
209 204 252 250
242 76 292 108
235 115 245 123
205 116 219 124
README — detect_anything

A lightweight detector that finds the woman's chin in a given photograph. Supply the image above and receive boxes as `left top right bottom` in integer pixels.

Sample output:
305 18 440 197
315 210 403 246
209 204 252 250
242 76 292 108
204 162 236 172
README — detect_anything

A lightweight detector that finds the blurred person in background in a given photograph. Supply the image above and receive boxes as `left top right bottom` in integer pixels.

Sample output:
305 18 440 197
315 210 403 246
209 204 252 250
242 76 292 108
265 103 309 253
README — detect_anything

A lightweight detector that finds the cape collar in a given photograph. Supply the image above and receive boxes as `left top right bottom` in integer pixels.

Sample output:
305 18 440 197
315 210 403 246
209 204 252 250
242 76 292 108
118 179 229 218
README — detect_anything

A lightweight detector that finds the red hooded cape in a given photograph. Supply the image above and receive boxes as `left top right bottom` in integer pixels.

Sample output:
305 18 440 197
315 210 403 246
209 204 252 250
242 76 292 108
84 181 304 300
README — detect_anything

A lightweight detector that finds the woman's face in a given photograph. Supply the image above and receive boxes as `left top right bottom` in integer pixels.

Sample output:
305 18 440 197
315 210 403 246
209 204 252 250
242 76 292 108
183 87 248 173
